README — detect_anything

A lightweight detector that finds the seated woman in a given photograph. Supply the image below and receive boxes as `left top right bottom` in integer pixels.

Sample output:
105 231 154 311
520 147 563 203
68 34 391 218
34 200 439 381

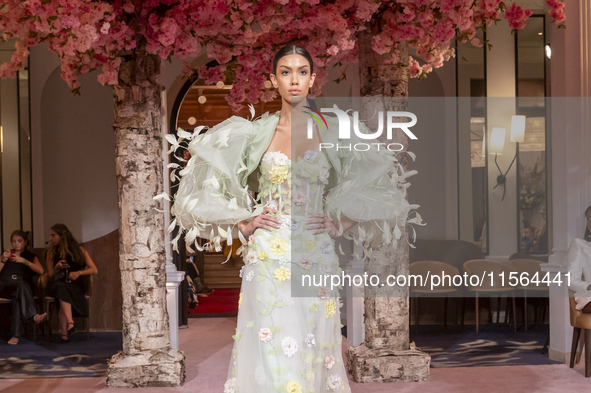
46 224 97 342
567 205 591 312
0 230 46 345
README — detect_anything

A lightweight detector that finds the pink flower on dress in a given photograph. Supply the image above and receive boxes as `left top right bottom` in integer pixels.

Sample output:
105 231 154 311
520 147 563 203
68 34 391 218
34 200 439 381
324 355 335 369
298 258 312 270
259 327 272 342
294 191 307 206
317 286 330 300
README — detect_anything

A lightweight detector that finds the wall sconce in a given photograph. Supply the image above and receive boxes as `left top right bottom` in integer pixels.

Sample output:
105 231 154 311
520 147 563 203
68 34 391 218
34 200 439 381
490 115 526 201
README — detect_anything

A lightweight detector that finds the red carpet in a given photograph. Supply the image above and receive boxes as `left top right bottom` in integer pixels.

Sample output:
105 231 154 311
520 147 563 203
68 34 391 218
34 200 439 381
188 288 240 317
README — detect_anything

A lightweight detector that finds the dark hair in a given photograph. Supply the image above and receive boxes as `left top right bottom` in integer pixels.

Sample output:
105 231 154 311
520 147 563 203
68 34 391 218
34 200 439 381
585 205 591 242
272 43 314 75
10 230 31 249
47 223 84 265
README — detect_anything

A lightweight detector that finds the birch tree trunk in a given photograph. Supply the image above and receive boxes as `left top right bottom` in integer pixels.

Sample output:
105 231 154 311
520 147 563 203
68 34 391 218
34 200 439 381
105 48 185 387
346 24 430 383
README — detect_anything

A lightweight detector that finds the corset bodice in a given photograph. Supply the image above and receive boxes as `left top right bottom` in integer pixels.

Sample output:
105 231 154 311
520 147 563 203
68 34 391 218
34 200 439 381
257 150 331 216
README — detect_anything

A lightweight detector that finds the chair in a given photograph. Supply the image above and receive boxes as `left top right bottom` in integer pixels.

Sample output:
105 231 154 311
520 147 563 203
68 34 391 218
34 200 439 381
44 274 93 340
568 290 591 377
463 260 517 332
508 259 549 331
409 261 459 333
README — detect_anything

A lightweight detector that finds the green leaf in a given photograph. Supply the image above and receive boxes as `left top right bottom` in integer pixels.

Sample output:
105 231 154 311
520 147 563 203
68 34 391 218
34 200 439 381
246 321 254 328
256 293 262 302
261 309 269 316
257 275 266 282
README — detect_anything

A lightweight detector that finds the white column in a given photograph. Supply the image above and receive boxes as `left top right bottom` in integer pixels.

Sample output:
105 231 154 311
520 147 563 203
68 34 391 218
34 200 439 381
486 21 518 261
161 89 185 350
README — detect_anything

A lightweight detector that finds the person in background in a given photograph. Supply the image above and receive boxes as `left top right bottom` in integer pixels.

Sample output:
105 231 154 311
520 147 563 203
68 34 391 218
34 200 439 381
0 230 46 345
46 224 98 343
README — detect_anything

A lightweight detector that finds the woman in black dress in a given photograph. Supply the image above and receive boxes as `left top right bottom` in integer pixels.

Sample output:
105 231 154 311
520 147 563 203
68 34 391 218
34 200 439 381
46 224 97 342
0 230 46 345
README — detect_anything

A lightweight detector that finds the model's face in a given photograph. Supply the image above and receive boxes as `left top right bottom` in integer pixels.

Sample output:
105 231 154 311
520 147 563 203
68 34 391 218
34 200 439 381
270 54 316 103
11 236 26 252
50 230 61 246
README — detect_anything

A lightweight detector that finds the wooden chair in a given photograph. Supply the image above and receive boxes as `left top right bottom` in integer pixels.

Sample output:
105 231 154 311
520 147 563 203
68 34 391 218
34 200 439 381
44 274 93 340
409 261 459 333
569 290 591 377
463 260 517 332
508 259 549 331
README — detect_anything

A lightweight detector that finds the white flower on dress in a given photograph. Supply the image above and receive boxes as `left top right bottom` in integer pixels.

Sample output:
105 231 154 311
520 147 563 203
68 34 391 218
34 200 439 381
245 270 255 282
304 150 318 163
305 333 316 348
319 259 333 274
248 234 256 246
320 239 333 254
326 375 342 391
317 286 330 300
324 356 335 369
259 327 273 342
319 167 330 182
281 336 299 357
273 152 289 166
291 217 302 231
294 191 307 206
255 365 266 385
279 257 291 266
266 200 278 210
297 258 312 270
224 377 238 393
239 265 245 278
279 215 292 230
246 250 259 265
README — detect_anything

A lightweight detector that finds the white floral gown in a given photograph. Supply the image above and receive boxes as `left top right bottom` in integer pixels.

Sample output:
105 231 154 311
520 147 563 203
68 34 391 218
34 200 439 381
224 149 350 393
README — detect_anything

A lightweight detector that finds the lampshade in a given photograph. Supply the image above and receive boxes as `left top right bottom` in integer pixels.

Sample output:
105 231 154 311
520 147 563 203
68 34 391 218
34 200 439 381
489 127 506 155
510 115 526 143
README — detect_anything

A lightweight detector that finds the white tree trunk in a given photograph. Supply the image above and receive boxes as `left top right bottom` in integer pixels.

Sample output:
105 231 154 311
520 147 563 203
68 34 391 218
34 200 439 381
346 25 430 383
106 49 185 387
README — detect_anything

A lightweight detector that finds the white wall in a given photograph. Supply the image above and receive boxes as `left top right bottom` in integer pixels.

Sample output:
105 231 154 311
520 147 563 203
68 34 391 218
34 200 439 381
31 44 118 245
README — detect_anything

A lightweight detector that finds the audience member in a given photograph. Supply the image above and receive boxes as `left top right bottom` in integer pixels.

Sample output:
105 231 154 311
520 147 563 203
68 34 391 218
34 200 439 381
0 230 46 345
46 224 97 343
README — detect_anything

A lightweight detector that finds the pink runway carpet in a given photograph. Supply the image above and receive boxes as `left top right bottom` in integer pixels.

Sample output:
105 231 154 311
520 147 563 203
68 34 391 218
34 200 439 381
0 318 589 393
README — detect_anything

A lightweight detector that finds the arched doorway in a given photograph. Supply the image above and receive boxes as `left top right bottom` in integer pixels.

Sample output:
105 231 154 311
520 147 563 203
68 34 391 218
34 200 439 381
169 71 282 319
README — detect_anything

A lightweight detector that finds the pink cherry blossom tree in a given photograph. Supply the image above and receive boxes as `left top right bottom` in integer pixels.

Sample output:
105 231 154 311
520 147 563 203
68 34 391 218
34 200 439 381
0 0 566 386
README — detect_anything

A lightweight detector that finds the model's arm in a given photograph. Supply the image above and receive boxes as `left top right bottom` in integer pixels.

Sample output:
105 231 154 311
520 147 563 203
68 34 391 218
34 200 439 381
237 207 281 238
567 240 591 292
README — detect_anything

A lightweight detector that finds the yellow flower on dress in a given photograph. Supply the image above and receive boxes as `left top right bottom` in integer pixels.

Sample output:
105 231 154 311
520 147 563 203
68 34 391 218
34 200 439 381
305 239 317 253
269 166 289 184
326 299 336 318
269 237 288 256
259 250 267 261
286 381 302 393
274 266 291 282
238 293 243 308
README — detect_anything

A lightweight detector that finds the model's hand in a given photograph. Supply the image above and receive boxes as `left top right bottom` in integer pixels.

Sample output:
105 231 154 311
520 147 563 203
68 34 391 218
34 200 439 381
306 213 339 238
69 271 81 281
1 250 9 262
239 207 281 237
